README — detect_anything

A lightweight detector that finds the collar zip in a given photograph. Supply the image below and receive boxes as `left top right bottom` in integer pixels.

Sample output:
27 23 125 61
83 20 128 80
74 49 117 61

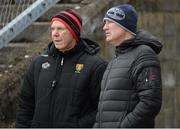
51 56 64 88
61 57 64 66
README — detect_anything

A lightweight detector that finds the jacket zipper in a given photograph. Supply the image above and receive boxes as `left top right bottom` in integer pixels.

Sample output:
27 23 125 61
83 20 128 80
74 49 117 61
61 57 64 66
49 57 64 127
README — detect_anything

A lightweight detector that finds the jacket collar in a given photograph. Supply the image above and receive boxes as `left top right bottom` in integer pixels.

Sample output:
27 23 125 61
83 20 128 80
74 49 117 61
47 40 84 58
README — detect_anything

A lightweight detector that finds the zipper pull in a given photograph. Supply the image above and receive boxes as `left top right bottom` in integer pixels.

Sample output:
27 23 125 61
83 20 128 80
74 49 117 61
61 57 64 66
51 80 56 88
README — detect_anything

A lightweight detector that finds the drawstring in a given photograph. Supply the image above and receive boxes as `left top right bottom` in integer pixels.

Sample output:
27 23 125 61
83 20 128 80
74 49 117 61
51 55 61 88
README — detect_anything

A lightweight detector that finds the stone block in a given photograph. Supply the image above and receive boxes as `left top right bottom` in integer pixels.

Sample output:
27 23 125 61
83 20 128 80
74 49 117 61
164 12 177 37
37 4 80 21
174 85 180 128
161 60 176 88
160 36 177 60
12 22 50 42
176 66 180 86
175 13 180 56
160 0 180 12
60 0 82 3
162 88 176 127
156 109 165 127
138 12 164 37
163 108 176 127
174 109 180 127
129 0 180 12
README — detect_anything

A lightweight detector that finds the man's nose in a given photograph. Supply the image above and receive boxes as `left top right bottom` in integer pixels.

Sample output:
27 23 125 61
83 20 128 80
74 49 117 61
103 23 108 31
53 30 59 36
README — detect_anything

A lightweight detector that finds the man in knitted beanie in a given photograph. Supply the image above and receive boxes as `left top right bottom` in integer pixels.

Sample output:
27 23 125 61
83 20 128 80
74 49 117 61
16 9 107 128
94 4 162 128
51 9 82 51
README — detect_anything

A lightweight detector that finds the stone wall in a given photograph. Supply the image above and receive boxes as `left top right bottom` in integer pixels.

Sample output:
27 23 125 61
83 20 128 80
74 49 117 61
129 0 180 127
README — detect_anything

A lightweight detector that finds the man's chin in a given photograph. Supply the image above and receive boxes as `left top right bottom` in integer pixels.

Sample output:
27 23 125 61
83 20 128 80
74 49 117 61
55 44 63 49
106 39 116 46
55 42 63 46
106 38 112 43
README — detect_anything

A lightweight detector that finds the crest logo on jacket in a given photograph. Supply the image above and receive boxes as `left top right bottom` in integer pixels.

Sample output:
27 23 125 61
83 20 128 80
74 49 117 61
75 64 84 73
42 62 50 69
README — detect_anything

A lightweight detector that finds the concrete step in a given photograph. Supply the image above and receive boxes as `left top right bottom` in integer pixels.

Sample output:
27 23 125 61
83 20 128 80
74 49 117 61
7 43 31 48
0 43 30 66
0 4 80 22
0 0 35 5
0 3 80 42
0 41 41 74
37 4 81 21
60 0 82 3
12 22 50 42
0 0 81 5
0 22 50 42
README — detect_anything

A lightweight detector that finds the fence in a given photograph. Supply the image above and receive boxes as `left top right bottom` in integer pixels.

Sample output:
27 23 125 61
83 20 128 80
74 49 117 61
0 0 36 29
0 0 60 49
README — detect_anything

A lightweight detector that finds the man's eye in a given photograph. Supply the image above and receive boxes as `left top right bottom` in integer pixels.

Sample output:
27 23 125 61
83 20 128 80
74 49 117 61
57 28 63 30
50 27 55 31
50 27 66 32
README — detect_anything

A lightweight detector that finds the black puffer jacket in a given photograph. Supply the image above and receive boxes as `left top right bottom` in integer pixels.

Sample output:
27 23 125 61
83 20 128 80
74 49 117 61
16 38 107 128
94 30 162 128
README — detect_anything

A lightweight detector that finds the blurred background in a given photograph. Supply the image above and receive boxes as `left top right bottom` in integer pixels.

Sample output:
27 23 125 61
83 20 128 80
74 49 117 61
0 0 179 127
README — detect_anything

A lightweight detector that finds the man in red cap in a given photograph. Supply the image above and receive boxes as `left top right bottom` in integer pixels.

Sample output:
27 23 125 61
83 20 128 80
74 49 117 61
16 9 107 128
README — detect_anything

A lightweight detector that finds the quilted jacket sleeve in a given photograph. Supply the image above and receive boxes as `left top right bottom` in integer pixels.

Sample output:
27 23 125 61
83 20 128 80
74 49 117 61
121 48 162 128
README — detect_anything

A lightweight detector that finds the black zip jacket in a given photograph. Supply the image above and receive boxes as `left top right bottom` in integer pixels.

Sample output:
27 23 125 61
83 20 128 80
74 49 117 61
94 30 162 128
16 38 107 128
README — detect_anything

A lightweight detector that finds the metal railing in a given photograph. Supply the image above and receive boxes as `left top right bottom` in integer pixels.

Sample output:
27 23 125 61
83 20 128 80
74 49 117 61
0 0 60 49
